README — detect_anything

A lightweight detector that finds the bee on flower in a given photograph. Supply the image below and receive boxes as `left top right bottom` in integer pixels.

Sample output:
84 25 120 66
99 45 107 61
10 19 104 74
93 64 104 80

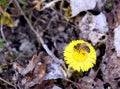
74 43 90 53
63 40 96 72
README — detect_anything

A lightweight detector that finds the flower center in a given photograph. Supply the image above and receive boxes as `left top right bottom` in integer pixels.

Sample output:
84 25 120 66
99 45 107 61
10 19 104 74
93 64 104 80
73 49 88 62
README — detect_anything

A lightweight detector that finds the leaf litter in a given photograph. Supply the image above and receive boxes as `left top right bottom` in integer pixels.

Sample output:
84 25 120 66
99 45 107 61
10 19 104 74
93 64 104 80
0 0 120 89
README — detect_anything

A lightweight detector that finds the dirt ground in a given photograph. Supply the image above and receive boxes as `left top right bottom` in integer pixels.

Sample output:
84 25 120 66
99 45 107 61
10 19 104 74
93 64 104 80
0 0 120 89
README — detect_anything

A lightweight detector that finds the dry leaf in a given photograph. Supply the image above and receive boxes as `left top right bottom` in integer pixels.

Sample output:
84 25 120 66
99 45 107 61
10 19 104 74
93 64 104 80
114 25 120 57
44 63 64 80
34 63 46 79
13 62 23 73
33 0 41 11
21 55 38 75
79 12 108 45
0 11 14 27
51 85 62 89
89 31 106 45
23 63 46 88
70 0 97 17
79 12 108 33
63 6 71 21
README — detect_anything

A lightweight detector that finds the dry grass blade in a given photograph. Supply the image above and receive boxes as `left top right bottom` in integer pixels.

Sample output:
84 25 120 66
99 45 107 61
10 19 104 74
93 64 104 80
0 77 17 89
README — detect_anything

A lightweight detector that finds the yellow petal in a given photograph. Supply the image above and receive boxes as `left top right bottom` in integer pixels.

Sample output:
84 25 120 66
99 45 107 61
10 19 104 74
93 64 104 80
64 40 96 72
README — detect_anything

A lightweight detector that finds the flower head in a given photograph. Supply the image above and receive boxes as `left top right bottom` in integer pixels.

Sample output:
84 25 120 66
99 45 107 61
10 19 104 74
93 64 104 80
64 40 96 72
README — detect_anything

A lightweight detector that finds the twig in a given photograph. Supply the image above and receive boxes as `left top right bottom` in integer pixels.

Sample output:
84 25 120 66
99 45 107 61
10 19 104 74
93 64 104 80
14 0 63 64
0 77 17 89
0 7 6 41
0 6 4 13
64 78 81 89
91 67 100 80
60 0 64 12
0 25 6 41
40 0 60 11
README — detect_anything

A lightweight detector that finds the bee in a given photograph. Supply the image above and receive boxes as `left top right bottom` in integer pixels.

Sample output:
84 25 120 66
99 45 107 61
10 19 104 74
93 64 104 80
74 43 90 53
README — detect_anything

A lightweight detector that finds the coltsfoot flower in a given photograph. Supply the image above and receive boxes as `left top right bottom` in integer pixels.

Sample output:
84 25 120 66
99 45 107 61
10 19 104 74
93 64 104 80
64 40 96 72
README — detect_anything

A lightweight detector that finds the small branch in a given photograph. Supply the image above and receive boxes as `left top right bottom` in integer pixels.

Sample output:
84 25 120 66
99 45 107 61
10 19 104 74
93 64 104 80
91 67 100 80
0 6 4 13
0 77 16 89
0 7 6 41
60 0 64 12
64 78 81 89
41 0 60 11
0 24 6 41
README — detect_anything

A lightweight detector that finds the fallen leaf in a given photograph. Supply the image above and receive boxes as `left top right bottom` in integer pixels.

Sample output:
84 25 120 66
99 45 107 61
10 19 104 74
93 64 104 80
51 85 62 89
23 63 46 88
70 0 97 17
13 62 23 73
114 25 120 57
33 0 41 11
44 63 64 80
79 12 108 45
34 63 46 79
79 12 108 33
89 31 106 45
63 6 71 21
0 11 14 27
21 55 38 75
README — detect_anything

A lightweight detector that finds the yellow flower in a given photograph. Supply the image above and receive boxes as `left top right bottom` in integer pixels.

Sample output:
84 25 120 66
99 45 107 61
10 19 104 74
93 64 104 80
64 40 96 72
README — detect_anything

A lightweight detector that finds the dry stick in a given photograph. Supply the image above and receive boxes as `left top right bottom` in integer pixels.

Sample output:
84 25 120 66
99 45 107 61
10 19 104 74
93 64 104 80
14 0 62 63
0 7 6 41
64 78 81 89
40 0 60 11
60 0 64 13
0 77 17 89
0 25 6 41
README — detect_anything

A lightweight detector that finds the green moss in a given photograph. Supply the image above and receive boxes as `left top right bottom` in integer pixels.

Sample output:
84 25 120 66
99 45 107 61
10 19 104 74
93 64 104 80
107 2 113 7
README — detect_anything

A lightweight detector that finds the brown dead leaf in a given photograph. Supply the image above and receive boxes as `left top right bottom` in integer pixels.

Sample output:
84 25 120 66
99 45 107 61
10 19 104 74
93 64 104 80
34 80 54 89
21 55 38 75
111 58 120 78
13 62 23 73
22 63 46 88
34 63 46 79
33 0 41 11
39 52 52 64
20 53 46 88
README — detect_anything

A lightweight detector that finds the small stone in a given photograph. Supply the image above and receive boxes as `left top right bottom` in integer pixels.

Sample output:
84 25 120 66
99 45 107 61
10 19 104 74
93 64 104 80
19 41 36 54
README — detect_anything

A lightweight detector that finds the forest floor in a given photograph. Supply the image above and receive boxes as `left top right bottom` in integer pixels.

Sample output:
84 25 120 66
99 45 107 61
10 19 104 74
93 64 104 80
0 0 120 89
